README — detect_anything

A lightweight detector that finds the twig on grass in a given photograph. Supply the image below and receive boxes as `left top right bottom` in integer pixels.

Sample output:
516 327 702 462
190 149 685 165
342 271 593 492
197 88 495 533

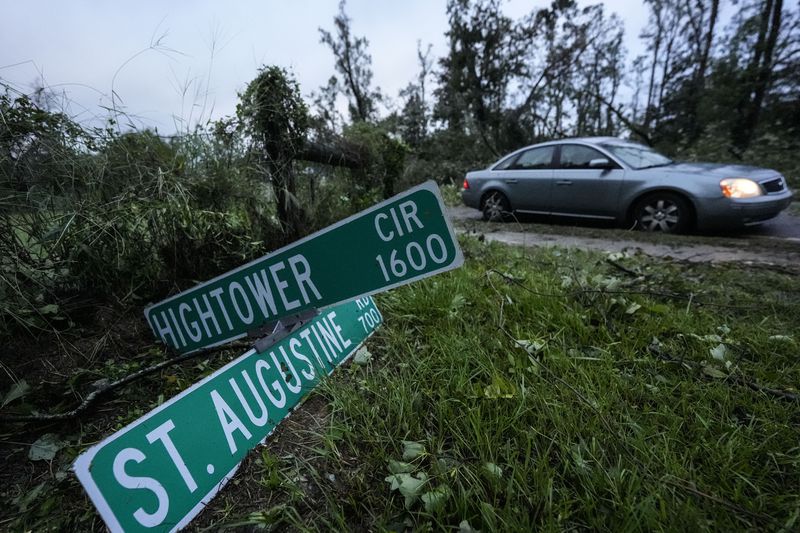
650 344 799 402
486 269 560 298
0 341 251 423
574 288 762 310
664 476 773 524
605 258 641 278
726 374 799 402
488 268 761 310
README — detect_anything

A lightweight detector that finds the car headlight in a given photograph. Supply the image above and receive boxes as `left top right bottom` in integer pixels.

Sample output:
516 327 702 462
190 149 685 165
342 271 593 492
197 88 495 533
720 178 762 198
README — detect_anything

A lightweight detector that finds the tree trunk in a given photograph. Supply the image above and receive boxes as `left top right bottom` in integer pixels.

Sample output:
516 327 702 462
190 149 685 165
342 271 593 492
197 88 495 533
296 139 367 169
734 0 783 151
267 158 301 241
686 0 719 143
644 6 663 131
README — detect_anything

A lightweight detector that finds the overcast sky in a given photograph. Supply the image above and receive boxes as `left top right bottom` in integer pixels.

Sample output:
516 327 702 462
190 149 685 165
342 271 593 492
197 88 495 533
1 1 649 133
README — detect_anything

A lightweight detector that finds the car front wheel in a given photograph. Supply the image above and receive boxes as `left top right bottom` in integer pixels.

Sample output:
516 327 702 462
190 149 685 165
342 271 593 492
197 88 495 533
633 193 691 233
482 191 510 222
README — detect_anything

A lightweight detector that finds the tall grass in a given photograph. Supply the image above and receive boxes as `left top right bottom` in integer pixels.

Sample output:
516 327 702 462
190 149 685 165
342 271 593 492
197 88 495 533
0 87 375 338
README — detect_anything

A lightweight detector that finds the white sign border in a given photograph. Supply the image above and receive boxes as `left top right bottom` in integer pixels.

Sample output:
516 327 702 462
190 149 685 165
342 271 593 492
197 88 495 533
143 180 463 353
74 303 382 532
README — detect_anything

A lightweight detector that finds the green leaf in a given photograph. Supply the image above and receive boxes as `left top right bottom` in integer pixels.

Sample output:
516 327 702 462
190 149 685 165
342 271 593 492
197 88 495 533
38 304 60 315
353 347 372 365
709 343 729 361
29 433 64 461
450 293 467 310
384 472 428 509
459 520 481 533
388 460 415 474
385 473 405 491
421 485 450 512
483 375 516 399
515 339 544 354
402 440 426 461
484 462 503 479
702 364 728 379
625 302 642 315
2 379 30 407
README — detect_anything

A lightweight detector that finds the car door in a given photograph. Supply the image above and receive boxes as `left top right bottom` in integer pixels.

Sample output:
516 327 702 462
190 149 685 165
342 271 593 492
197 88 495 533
551 144 625 219
496 145 556 213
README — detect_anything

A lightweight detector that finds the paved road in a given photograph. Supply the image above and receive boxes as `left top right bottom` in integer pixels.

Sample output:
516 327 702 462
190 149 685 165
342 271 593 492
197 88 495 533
448 206 800 240
739 211 800 239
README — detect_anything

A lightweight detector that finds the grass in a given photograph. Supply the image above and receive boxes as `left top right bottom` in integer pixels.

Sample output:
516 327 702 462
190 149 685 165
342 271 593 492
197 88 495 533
439 182 463 207
192 236 800 530
3 236 799 531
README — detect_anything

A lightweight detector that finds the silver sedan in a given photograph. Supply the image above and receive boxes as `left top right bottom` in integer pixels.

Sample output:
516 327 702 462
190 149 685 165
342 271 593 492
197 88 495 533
460 137 794 232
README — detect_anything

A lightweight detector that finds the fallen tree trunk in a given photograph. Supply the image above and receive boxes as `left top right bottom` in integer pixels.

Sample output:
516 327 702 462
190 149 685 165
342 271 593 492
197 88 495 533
296 139 368 169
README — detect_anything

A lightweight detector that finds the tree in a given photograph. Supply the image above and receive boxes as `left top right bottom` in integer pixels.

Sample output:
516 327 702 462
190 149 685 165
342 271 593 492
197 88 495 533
397 42 434 147
634 0 724 148
237 66 309 239
731 0 785 150
319 1 381 123
434 0 525 155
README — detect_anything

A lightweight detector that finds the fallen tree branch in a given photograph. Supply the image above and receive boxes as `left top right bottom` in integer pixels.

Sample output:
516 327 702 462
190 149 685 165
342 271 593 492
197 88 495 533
488 269 761 310
605 258 641 278
649 344 799 403
296 139 367 169
664 476 774 524
574 288 762 310
0 341 252 423
727 374 799 402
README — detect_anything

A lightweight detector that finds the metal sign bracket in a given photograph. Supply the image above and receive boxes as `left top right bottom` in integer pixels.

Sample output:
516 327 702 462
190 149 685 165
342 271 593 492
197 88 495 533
248 308 320 353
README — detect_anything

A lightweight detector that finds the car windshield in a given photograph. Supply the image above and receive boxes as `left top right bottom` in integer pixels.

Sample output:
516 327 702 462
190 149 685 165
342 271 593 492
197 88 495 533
600 143 673 170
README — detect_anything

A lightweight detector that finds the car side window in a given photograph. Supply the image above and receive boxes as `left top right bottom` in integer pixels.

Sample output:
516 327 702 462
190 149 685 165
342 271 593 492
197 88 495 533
493 153 519 170
509 146 555 170
559 145 608 169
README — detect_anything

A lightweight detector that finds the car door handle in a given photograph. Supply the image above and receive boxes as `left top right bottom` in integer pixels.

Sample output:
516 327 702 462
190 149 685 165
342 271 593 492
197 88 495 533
504 179 518 184
556 180 573 186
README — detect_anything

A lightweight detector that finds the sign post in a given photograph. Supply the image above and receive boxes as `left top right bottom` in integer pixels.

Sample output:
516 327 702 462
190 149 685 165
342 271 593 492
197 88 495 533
74 297 382 533
144 181 463 354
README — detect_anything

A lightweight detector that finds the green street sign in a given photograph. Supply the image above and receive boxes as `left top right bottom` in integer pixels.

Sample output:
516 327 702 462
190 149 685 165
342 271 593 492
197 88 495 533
74 297 382 532
144 181 462 354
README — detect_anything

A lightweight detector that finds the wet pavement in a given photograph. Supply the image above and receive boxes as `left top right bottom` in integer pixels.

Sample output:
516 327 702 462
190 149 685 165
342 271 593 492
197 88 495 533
447 205 800 241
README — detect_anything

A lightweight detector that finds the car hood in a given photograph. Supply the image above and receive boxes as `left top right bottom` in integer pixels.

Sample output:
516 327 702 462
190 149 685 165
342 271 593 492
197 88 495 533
654 162 779 180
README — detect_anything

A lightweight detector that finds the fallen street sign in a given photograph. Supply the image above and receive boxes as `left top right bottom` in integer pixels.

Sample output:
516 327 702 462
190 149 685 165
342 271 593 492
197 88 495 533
74 297 382 533
144 180 462 354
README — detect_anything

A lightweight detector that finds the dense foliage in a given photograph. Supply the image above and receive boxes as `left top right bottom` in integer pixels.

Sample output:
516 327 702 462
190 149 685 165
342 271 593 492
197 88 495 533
0 0 800 338
0 85 358 338
1 0 798 340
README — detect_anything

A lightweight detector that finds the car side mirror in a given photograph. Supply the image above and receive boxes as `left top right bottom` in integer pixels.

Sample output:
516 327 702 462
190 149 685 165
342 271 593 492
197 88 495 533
589 158 612 169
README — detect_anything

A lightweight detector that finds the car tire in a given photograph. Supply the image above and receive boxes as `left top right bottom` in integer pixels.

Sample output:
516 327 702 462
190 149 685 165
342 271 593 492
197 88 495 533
482 191 511 222
633 192 692 233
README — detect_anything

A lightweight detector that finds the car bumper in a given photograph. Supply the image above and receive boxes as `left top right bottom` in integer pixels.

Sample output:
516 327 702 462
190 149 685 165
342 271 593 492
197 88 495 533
696 190 794 230
461 188 480 209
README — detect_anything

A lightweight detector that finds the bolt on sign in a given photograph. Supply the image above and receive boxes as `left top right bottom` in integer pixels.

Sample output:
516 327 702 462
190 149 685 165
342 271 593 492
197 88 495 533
74 297 382 533
144 181 463 354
